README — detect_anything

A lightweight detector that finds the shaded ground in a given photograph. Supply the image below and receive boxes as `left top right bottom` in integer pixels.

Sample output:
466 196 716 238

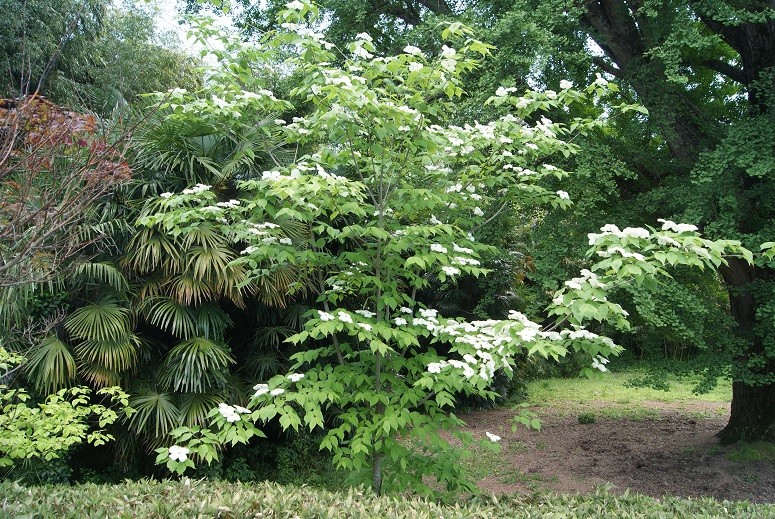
462 401 775 503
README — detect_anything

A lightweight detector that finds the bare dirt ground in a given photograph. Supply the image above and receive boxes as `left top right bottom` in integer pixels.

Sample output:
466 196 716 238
462 401 775 503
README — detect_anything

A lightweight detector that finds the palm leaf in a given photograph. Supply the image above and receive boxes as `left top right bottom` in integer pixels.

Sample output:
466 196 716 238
78 361 122 387
25 336 77 393
140 296 198 339
178 392 226 427
65 295 131 342
243 347 285 381
181 223 228 253
73 334 140 373
127 384 181 442
186 245 234 279
282 304 310 330
194 303 233 340
73 262 129 293
159 337 234 393
167 272 214 307
123 228 182 274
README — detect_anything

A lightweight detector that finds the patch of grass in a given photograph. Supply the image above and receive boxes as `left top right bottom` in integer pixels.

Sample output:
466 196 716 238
726 442 775 463
524 369 730 420
465 443 512 481
577 412 596 424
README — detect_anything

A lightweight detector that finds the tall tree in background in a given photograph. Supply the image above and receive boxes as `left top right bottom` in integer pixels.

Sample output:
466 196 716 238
561 0 775 443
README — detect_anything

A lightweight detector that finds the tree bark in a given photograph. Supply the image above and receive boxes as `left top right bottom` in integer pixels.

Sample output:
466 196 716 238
717 258 775 442
718 381 775 444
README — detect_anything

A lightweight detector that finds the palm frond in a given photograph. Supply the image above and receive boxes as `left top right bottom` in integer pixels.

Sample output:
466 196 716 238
139 296 198 339
178 392 225 427
73 262 129 293
65 295 131 342
73 334 140 373
78 361 122 387
243 347 285 381
253 325 295 349
25 336 77 393
158 337 234 393
167 272 214 307
194 303 233 340
127 386 181 443
282 304 310 329
123 228 182 274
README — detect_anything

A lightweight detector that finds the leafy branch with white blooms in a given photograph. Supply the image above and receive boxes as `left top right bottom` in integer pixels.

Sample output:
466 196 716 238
144 1 754 497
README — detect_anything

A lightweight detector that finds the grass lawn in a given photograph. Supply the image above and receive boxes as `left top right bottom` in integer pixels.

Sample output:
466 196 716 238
524 367 731 419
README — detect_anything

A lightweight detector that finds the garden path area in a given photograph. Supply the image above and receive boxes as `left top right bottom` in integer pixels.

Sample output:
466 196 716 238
462 382 775 503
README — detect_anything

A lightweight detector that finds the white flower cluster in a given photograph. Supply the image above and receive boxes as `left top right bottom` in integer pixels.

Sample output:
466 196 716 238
253 383 285 397
658 219 698 233
169 445 190 462
216 199 240 208
563 269 607 291
403 45 423 56
219 402 249 423
592 355 610 372
560 329 616 348
182 183 211 195
495 86 518 97
442 266 460 276
486 431 502 442
280 21 332 49
261 170 283 181
452 256 480 266
587 225 653 261
287 373 305 382
595 247 646 261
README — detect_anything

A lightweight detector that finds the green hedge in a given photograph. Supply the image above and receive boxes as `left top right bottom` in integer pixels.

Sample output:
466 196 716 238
0 480 771 518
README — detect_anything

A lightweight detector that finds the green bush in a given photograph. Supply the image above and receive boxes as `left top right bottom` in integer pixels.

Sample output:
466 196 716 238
0 480 772 518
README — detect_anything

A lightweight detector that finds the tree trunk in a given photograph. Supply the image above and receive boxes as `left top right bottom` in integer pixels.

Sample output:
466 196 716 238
717 258 775 442
717 381 775 444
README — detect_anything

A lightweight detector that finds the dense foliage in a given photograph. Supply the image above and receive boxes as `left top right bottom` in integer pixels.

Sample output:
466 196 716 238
2 0 774 498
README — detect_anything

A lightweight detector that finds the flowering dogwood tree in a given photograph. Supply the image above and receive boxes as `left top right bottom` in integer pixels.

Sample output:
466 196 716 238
146 1 753 496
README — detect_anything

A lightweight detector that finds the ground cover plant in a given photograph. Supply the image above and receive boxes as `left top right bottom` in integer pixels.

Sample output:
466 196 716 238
1 479 774 518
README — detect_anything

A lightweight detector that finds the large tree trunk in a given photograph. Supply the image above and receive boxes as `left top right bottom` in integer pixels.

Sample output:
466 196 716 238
717 258 775 442
718 381 775 444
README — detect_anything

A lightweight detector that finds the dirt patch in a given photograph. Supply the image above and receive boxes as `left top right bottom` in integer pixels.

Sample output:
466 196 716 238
461 402 775 503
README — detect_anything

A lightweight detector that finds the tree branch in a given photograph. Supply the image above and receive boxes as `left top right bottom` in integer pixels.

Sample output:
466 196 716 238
702 59 748 85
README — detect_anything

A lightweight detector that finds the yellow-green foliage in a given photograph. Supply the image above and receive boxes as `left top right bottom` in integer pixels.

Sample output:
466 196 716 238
1 480 772 518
